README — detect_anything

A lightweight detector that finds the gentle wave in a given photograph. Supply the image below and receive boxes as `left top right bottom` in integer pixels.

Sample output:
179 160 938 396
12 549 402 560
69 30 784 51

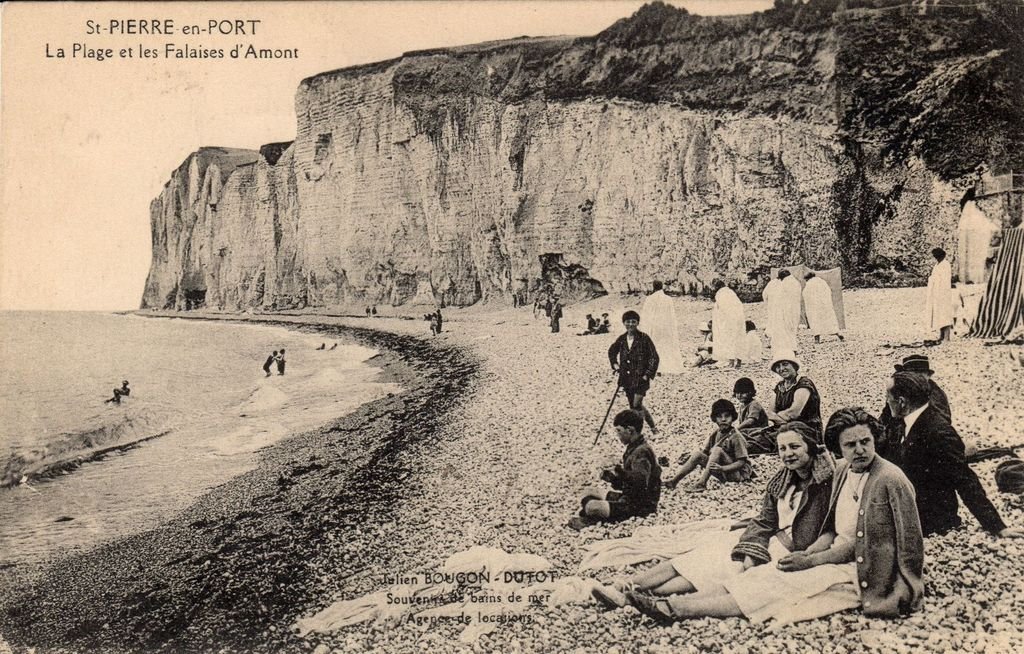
1 406 170 487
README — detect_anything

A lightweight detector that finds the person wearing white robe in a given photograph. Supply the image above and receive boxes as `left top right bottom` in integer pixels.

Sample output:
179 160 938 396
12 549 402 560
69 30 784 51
925 248 953 342
776 271 802 354
802 273 844 343
743 322 763 363
642 281 686 374
712 282 746 368
762 277 785 348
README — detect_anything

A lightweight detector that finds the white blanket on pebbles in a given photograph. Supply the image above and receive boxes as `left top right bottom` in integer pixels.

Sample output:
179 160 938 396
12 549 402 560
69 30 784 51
294 545 597 643
578 518 739 571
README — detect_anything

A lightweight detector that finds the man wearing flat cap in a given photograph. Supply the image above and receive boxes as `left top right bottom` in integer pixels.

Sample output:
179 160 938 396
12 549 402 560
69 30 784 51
877 354 950 460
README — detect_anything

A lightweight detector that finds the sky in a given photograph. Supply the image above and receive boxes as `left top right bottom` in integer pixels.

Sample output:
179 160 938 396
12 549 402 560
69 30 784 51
0 1 773 311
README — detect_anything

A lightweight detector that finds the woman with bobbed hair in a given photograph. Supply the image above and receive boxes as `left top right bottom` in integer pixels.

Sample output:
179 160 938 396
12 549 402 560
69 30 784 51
592 421 834 609
625 408 923 626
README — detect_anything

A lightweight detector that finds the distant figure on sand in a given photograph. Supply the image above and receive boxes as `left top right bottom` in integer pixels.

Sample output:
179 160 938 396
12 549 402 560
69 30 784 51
567 409 661 530
926 247 953 342
104 380 131 404
692 321 715 367
776 270 802 353
608 310 660 433
803 272 844 344
642 281 686 374
316 343 326 350
263 350 278 377
595 313 611 334
712 281 746 369
433 309 443 335
550 296 563 333
366 306 371 318
329 343 338 350
371 305 378 317
762 274 785 349
276 349 286 376
743 321 763 364
579 314 598 336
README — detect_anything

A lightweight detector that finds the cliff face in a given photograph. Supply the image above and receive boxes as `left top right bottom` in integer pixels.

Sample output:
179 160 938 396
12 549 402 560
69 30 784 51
143 1 1024 310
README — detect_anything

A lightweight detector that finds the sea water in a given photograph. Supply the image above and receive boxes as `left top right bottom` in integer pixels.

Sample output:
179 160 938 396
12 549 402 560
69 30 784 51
0 312 401 565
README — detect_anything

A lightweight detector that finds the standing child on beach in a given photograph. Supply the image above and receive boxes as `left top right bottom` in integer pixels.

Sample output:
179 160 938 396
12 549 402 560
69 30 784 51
276 349 286 376
608 311 660 433
568 409 661 530
743 320 763 364
263 350 277 377
733 377 768 437
664 399 752 492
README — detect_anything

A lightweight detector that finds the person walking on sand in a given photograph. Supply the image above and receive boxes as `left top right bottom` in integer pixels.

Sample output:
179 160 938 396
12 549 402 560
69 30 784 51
608 310 660 433
925 247 953 343
802 272 844 344
276 348 286 376
263 350 277 377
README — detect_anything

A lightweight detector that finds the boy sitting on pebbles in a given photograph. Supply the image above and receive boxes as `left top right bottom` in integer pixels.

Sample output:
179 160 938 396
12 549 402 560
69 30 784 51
568 410 661 531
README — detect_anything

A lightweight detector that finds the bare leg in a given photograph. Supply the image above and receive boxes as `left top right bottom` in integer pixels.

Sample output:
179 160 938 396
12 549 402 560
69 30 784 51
652 576 697 596
694 446 728 489
629 561 679 591
665 451 703 488
665 587 743 618
631 392 656 433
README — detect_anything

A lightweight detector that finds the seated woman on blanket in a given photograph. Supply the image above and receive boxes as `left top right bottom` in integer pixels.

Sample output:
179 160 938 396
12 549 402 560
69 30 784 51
592 421 833 608
745 351 822 455
625 408 924 625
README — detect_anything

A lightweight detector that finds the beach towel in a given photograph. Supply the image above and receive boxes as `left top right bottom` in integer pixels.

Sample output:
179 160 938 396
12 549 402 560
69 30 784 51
577 518 740 571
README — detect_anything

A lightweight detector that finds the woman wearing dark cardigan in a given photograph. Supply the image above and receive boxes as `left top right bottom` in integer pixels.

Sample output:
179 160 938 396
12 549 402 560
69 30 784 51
592 422 834 608
746 351 822 454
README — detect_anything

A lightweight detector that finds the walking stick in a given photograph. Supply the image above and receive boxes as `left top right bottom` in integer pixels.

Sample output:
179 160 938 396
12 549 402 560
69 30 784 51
593 379 622 446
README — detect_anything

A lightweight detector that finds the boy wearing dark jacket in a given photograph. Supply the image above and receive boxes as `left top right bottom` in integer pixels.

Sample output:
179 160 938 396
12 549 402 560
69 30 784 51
569 410 662 530
608 310 660 433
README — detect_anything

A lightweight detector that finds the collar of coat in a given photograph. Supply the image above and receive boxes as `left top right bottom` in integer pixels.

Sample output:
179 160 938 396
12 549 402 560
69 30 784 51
765 451 835 499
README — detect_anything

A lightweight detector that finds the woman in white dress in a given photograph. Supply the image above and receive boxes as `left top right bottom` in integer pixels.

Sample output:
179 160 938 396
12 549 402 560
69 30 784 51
626 408 924 625
591 422 834 608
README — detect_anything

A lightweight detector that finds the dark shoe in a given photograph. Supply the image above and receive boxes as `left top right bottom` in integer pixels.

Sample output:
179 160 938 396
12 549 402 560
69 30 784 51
625 591 676 623
567 516 597 531
591 584 627 609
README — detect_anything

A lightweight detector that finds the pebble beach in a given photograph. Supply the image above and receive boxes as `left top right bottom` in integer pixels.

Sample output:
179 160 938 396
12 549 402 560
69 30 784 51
1 288 1022 653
